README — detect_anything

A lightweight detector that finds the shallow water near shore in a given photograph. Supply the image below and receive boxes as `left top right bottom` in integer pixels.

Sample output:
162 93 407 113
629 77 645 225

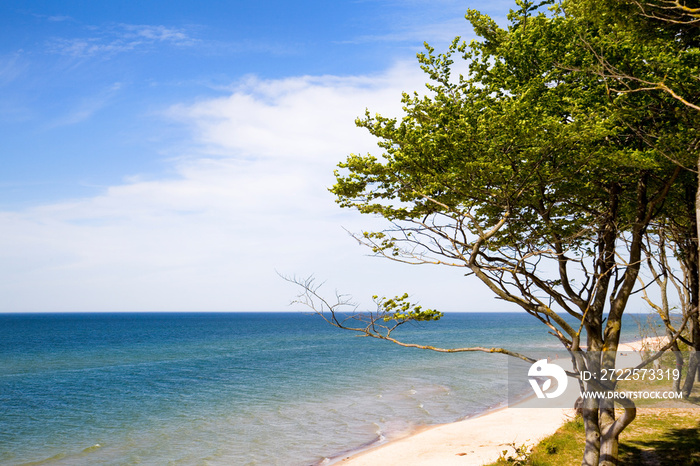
0 312 647 465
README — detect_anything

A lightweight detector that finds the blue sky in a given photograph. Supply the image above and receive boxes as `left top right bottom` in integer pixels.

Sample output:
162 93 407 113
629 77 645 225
0 0 518 312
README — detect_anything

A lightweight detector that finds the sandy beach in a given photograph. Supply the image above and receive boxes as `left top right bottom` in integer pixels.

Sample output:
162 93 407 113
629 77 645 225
336 404 575 466
333 336 665 466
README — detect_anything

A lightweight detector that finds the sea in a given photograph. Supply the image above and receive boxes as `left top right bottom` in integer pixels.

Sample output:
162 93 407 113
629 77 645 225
0 312 650 465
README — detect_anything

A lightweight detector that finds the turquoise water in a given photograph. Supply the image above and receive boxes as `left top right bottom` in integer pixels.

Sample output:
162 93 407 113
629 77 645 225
0 312 645 465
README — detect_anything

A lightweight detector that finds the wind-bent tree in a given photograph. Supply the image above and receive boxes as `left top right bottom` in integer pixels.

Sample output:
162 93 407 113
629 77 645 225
293 2 693 464
565 0 700 398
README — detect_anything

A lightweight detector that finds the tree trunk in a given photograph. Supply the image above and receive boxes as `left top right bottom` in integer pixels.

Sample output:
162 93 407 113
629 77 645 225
696 164 700 390
599 434 618 466
693 162 700 390
695 317 700 386
683 348 699 397
696 160 699 318
581 396 601 466
598 397 618 466
672 345 684 394
682 314 700 396
599 395 636 466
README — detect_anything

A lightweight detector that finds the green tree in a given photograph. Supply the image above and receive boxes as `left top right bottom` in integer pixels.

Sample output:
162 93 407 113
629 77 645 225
292 1 694 464
566 0 700 398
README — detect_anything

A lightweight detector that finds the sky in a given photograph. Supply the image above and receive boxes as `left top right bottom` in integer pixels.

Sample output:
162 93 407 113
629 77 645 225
0 0 524 312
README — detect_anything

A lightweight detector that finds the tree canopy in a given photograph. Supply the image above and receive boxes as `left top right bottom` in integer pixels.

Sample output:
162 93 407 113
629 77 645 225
333 0 683 345
301 1 700 464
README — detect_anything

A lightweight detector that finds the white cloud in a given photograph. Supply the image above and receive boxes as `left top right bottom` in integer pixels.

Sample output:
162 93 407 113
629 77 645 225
48 37 139 57
0 62 503 312
121 24 197 46
48 23 196 58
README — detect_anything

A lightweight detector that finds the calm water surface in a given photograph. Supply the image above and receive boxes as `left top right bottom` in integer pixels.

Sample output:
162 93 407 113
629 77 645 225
0 312 646 465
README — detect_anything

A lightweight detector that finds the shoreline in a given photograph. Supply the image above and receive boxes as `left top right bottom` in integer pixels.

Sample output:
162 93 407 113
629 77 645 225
323 390 540 466
322 398 516 465
325 336 665 466
331 402 575 466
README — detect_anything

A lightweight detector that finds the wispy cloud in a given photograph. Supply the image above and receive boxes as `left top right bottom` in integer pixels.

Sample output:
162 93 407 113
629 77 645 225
0 53 32 122
48 82 123 127
342 17 473 46
47 23 197 58
47 15 74 22
344 0 512 46
121 24 197 45
0 53 28 86
0 62 486 312
48 37 137 56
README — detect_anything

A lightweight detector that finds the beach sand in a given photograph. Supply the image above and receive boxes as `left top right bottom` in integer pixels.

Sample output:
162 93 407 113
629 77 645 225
619 336 669 353
334 336 666 466
336 404 575 466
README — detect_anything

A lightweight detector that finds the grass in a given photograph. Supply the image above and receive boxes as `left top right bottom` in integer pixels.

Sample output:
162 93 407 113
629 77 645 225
527 415 586 466
488 408 700 465
487 356 700 466
617 409 700 465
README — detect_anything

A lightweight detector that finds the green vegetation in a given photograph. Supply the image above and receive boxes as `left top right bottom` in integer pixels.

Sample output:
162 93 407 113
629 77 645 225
328 0 698 461
489 409 700 466
293 0 700 464
488 357 700 466
616 352 689 407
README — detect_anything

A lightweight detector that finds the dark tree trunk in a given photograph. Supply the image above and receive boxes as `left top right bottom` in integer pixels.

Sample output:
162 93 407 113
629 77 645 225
682 346 699 397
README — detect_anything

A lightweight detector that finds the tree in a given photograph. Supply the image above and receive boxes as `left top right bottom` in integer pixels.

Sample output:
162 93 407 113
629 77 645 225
639 219 697 394
292 1 693 464
566 0 700 111
564 0 700 397
630 0 700 26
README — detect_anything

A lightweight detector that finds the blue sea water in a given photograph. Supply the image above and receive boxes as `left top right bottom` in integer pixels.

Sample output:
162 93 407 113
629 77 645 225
0 312 647 465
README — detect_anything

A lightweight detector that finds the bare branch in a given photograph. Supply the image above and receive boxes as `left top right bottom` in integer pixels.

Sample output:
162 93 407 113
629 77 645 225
283 274 539 365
